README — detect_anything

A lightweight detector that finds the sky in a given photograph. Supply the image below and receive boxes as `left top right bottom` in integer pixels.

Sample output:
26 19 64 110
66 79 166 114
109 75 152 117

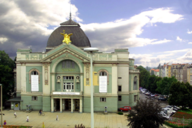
0 0 192 67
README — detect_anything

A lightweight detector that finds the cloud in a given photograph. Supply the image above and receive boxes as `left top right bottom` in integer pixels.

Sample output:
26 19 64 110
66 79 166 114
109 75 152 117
0 1 183 58
176 36 182 42
0 37 8 44
130 49 192 67
188 42 192 44
82 8 182 51
187 29 192 34
0 0 81 58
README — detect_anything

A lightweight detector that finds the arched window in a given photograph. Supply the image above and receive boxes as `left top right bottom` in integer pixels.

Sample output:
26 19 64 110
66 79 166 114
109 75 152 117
133 76 137 90
31 71 38 75
29 69 40 84
98 71 108 93
99 71 107 76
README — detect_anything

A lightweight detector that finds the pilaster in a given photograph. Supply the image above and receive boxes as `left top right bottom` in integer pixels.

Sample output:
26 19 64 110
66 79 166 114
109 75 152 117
51 98 54 112
112 64 117 94
60 98 62 113
80 98 82 113
71 98 73 113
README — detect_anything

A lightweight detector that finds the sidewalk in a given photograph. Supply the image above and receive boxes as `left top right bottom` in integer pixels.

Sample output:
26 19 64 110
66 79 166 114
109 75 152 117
1 110 128 128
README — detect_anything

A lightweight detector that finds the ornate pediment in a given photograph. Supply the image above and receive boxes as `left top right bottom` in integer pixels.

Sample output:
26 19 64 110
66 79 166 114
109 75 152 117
41 47 90 62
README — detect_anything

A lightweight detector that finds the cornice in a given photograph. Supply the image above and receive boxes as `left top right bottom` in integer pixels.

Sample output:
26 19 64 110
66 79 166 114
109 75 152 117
83 61 129 64
41 47 90 62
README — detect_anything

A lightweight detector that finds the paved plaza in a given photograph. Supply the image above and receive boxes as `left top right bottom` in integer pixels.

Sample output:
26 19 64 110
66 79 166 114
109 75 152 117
2 110 129 128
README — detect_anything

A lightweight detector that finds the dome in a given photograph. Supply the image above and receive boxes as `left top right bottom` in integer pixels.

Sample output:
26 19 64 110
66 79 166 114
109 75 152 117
46 19 91 51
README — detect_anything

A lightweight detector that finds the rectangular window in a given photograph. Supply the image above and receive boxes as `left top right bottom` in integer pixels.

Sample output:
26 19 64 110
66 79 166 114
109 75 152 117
32 96 37 101
118 77 122 79
190 75 192 80
118 85 122 92
100 97 106 102
134 95 138 102
190 69 192 74
118 95 122 101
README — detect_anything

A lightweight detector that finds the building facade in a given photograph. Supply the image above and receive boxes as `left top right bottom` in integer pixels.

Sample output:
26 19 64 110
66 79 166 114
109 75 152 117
11 19 140 113
187 66 192 85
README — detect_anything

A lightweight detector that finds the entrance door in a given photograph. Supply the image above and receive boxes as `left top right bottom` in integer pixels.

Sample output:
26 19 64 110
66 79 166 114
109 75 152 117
74 99 79 111
54 99 60 111
14 103 19 110
65 99 71 111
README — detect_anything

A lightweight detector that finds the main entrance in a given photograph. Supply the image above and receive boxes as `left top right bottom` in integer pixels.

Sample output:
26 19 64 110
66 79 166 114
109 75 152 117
65 99 71 111
54 99 60 111
74 99 80 111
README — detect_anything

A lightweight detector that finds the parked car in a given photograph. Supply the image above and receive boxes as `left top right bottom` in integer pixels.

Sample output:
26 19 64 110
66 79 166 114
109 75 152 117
159 111 170 120
141 89 147 94
150 93 155 97
119 106 132 112
162 107 176 114
144 91 149 95
145 92 151 96
166 105 179 111
158 96 167 101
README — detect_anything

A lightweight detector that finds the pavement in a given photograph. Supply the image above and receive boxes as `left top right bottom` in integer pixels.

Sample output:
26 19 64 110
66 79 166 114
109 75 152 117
1 110 129 128
0 110 171 128
0 93 170 128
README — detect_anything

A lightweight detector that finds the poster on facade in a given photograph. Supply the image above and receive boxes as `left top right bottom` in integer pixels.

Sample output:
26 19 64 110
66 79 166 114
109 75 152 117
99 76 107 93
31 75 39 91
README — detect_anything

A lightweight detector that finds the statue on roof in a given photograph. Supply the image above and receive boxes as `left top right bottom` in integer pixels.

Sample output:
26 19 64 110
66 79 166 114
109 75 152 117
60 30 73 44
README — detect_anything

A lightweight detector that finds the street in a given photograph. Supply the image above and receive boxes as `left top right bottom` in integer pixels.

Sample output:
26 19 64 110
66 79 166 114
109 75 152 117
139 92 168 108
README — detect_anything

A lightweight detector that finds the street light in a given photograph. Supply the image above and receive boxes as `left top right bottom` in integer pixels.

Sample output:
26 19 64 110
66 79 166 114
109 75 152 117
0 84 2 127
84 47 98 128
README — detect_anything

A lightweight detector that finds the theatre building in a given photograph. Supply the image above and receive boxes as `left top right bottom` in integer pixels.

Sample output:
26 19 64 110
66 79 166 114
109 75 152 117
11 18 140 113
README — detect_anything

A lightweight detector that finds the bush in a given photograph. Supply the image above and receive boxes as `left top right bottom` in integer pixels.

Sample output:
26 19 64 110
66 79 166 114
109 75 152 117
118 112 123 115
188 120 192 128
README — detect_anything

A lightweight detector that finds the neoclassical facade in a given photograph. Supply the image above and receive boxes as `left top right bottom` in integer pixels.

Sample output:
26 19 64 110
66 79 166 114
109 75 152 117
11 18 140 113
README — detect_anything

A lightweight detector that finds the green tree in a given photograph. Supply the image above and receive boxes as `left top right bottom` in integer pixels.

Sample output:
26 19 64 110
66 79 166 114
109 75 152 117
169 82 192 108
156 77 177 95
151 70 154 75
137 66 150 88
0 51 15 103
127 100 166 128
148 75 162 93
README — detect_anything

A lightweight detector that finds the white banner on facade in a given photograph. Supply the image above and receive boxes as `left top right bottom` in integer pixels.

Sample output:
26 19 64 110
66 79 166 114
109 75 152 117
31 75 39 91
99 76 107 93
53 92 80 95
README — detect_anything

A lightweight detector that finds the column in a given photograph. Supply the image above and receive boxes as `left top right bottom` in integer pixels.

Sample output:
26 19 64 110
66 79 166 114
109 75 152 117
62 99 65 111
60 76 63 91
71 98 73 113
51 98 54 112
60 98 62 113
80 98 82 113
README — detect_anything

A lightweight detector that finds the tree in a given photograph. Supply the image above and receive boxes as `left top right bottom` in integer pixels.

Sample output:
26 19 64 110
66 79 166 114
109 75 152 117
137 66 150 88
148 75 162 93
0 51 15 104
156 77 177 95
151 70 154 75
169 82 192 108
127 100 166 128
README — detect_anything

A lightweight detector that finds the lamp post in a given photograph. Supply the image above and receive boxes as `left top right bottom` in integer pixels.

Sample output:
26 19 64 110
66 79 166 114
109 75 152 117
0 84 2 127
84 47 98 128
